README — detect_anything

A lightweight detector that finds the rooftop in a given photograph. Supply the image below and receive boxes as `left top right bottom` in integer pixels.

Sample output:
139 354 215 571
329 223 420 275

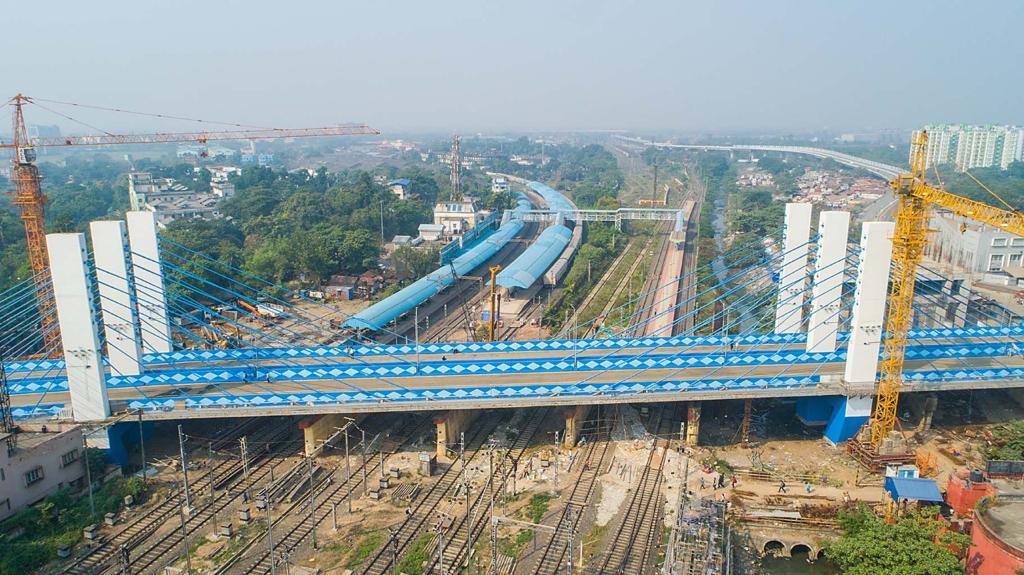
980 499 1024 553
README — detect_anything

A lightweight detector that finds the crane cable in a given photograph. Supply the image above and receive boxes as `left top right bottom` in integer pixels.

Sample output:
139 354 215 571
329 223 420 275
29 100 115 137
962 167 1018 213
31 96 271 130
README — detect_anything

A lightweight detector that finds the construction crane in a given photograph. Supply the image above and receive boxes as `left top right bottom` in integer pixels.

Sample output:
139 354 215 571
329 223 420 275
869 131 1024 449
2 93 379 352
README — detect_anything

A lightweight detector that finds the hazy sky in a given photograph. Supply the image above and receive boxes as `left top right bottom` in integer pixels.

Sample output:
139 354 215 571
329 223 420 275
4 1 1023 135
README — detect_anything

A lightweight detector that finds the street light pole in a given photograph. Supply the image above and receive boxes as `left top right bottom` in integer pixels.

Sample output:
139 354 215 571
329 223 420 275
177 425 192 510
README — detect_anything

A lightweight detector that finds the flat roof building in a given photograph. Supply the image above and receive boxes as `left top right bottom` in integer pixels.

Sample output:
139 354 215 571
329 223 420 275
0 424 85 521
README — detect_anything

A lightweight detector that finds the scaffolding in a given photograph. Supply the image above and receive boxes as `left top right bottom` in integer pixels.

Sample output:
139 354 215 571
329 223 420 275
665 497 731 575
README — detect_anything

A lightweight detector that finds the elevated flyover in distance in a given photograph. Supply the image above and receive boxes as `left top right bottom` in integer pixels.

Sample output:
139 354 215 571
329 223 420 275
4 195 1024 449
615 135 903 180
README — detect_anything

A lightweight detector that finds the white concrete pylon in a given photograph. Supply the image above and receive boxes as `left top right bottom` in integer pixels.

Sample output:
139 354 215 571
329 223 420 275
806 211 851 353
126 211 172 354
90 220 143 376
46 233 110 421
774 203 813 333
844 221 895 385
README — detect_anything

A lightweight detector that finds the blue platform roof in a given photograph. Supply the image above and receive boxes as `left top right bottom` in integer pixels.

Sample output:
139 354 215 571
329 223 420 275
528 181 576 216
387 178 411 186
884 477 943 503
343 199 531 331
497 224 572 289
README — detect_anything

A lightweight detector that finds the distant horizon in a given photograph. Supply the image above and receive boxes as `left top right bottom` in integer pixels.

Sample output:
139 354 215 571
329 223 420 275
4 1 1022 135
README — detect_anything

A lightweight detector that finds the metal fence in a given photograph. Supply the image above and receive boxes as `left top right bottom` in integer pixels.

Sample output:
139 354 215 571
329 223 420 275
987 459 1024 477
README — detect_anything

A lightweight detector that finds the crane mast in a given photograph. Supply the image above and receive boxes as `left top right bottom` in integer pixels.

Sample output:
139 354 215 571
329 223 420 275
869 131 1024 447
8 95 58 352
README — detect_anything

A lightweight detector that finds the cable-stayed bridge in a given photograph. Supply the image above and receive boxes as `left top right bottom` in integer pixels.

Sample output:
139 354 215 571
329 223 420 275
2 203 1022 447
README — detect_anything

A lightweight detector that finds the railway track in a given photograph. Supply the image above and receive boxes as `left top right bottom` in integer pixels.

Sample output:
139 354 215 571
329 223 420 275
114 423 303 575
218 415 431 575
628 228 671 338
60 418 270 575
357 413 505 575
423 408 550 573
527 409 614 575
588 406 676 575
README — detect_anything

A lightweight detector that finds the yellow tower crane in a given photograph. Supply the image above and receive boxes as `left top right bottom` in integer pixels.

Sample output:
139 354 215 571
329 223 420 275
869 131 1024 448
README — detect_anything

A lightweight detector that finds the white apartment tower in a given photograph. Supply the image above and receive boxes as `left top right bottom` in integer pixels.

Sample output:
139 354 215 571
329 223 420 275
915 124 1024 171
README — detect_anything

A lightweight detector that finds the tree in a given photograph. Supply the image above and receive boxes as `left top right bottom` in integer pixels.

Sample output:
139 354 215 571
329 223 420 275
392 245 440 280
824 506 969 575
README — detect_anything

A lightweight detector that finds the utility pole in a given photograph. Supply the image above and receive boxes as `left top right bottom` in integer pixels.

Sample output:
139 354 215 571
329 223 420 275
489 448 497 575
177 471 192 574
306 455 318 550
460 431 472 541
567 507 576 575
344 427 352 512
82 433 96 517
265 493 276 575
136 409 147 485
177 425 192 510
240 436 252 503
388 527 399 575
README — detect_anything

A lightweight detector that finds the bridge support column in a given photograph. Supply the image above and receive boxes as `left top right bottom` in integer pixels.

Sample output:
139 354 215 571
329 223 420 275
824 396 872 444
917 395 938 432
299 414 360 457
90 221 143 376
47 233 110 421
686 403 701 446
796 395 872 444
562 405 591 448
806 211 850 353
436 410 478 461
844 222 895 386
774 203 813 334
126 211 172 354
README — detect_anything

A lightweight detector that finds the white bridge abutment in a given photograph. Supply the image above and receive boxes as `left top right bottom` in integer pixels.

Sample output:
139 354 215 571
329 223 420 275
774 203 813 334
46 233 110 422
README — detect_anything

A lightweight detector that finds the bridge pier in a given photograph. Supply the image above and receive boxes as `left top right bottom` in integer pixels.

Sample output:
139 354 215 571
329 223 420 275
90 221 143 376
806 211 850 353
299 414 362 456
562 405 591 448
126 211 173 354
774 203 813 333
436 410 478 460
47 233 110 421
686 403 701 446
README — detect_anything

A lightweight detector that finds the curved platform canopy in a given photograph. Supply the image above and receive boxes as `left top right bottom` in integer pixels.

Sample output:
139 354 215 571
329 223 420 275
343 199 531 331
496 224 573 289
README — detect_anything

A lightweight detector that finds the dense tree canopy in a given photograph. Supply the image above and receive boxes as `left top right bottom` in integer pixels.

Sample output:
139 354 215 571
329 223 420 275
825 506 968 575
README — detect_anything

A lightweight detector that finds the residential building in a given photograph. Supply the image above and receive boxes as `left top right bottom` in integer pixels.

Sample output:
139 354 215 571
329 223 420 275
491 177 511 194
211 180 235 199
241 152 275 166
387 178 413 200
925 209 1024 276
433 198 481 236
916 124 1024 171
128 172 225 228
0 424 85 521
